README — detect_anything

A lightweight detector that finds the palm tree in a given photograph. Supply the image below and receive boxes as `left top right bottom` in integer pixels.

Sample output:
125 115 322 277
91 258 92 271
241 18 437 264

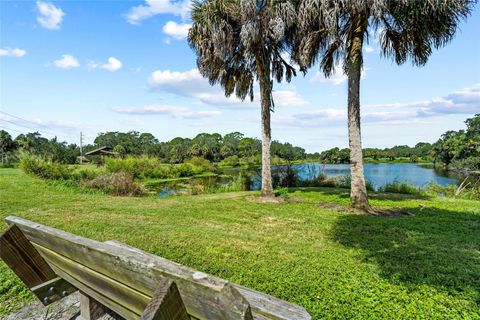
188 0 297 197
294 0 474 212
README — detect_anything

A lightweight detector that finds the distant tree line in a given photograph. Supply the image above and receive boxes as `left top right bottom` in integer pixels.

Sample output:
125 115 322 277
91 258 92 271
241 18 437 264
317 114 479 171
0 131 307 166
318 143 435 164
1 114 478 171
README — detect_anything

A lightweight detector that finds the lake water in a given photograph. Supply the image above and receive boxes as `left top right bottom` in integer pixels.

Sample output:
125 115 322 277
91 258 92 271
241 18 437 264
294 163 458 188
153 163 460 196
224 163 459 190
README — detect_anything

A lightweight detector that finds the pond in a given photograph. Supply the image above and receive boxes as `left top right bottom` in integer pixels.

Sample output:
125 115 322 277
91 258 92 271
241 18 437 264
223 163 460 190
150 163 462 197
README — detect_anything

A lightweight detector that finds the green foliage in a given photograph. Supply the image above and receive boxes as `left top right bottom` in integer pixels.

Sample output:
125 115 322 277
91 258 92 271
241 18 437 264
333 175 375 192
219 155 240 167
113 144 126 157
20 154 73 180
433 114 480 170
378 181 426 196
321 144 434 164
86 172 145 196
184 156 216 173
105 156 216 180
427 177 480 200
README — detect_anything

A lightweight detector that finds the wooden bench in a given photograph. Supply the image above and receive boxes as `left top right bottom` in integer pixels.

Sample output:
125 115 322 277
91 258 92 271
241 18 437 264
0 216 311 320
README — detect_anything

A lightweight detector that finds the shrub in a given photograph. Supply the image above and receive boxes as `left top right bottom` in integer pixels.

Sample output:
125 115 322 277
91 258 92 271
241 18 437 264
272 165 298 188
333 175 375 191
427 178 480 200
203 174 248 193
220 155 240 167
105 157 162 179
105 157 215 180
72 167 101 181
86 172 145 196
378 181 425 195
184 156 215 173
20 154 72 180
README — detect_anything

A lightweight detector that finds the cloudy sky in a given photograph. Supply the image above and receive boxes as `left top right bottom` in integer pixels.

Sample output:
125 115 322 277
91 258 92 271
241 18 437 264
1 1 479 152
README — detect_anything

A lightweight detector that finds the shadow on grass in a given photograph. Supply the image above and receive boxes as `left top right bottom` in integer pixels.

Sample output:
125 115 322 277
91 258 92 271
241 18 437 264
332 207 480 302
290 186 432 201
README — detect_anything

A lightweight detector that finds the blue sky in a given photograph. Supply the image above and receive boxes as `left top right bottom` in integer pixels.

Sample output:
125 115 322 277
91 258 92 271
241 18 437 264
1 0 479 152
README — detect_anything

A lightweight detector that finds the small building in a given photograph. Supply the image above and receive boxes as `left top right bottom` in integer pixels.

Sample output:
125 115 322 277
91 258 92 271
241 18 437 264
84 146 118 166
84 146 118 157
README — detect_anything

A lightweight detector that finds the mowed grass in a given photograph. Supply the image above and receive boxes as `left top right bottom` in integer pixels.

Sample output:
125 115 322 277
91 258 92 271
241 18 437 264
0 168 479 319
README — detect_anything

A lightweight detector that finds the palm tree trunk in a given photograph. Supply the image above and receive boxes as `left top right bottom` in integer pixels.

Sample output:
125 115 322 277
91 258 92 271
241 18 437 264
256 53 274 198
347 17 371 212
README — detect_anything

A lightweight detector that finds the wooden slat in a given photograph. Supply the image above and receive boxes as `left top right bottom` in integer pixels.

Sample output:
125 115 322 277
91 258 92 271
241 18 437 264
141 278 189 320
33 243 151 315
5 216 311 320
107 241 308 320
0 224 56 288
48 263 139 320
79 292 107 320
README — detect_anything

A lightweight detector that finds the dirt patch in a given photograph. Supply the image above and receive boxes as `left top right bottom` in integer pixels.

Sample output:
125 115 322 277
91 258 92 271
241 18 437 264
316 202 349 212
349 207 414 217
316 201 414 217
245 195 286 204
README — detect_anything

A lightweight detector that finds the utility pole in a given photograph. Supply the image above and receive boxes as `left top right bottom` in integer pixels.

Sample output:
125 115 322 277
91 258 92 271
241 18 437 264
80 131 84 164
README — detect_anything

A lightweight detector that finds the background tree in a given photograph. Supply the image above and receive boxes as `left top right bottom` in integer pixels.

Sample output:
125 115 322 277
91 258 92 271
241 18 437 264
295 0 474 212
188 0 297 197
0 130 14 164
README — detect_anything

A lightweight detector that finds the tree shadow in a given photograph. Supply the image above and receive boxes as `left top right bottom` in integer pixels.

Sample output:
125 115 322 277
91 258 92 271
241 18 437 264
332 207 480 303
290 187 431 201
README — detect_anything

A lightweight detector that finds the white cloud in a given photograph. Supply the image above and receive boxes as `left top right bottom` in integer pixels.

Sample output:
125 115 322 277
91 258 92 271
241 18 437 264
125 0 190 25
310 65 369 85
148 69 208 93
36 1 65 30
163 21 191 39
364 45 375 53
310 69 347 86
89 57 123 71
147 68 308 108
53 54 80 69
112 104 221 119
273 90 309 107
0 47 26 57
275 83 480 128
366 83 480 116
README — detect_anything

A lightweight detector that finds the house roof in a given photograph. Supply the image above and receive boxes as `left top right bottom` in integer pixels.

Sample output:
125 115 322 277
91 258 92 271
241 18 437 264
84 146 118 156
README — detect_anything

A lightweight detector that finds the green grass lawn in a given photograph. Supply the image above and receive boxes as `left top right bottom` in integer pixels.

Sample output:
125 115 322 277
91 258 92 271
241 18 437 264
0 168 479 319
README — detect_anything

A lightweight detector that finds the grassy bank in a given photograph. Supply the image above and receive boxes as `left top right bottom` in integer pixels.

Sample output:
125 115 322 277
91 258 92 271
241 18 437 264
0 168 479 319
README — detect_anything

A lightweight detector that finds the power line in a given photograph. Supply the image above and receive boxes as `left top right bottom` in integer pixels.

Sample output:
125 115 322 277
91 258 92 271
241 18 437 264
0 111 53 130
0 125 24 134
0 110 82 140
0 118 77 140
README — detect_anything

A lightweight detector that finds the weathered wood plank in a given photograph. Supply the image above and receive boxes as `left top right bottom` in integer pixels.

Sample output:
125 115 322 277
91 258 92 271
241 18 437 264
107 240 309 320
48 263 139 320
33 243 151 315
0 224 56 288
140 278 189 320
79 292 107 320
5 216 311 320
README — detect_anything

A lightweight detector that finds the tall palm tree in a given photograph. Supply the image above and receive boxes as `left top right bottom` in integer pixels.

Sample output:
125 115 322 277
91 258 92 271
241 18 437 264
294 0 474 212
188 0 297 197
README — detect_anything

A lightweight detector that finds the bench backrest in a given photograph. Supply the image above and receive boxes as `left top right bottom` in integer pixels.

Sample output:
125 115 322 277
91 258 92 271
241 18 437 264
0 216 311 320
